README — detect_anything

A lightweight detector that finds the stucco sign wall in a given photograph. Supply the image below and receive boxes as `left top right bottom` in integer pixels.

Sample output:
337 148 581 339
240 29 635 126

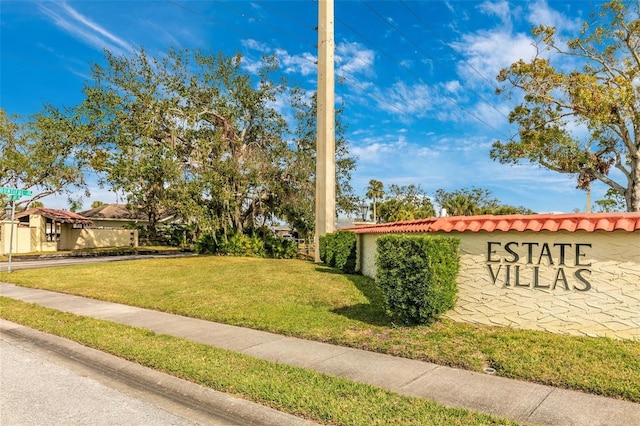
353 213 640 341
448 230 639 340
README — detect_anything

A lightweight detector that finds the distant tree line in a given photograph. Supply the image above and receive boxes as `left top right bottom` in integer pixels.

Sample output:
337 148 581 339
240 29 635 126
364 179 535 223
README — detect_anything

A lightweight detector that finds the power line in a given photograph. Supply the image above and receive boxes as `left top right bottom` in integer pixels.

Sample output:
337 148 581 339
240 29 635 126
213 0 314 47
170 0 510 138
335 4 510 138
164 0 256 40
256 0 317 33
398 0 507 102
359 1 510 130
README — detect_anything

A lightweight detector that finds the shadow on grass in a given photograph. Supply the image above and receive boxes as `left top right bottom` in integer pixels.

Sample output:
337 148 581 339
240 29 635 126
315 266 391 327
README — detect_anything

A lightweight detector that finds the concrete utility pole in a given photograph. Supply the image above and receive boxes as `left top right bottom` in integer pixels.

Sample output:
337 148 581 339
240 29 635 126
315 0 336 262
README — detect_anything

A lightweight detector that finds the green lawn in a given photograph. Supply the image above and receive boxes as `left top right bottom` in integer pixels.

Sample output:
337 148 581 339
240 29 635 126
1 256 639 403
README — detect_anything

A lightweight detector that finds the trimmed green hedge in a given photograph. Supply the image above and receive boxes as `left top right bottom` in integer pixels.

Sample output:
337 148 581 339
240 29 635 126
375 234 460 325
319 231 357 273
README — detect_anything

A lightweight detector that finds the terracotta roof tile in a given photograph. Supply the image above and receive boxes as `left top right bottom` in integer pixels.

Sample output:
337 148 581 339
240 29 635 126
14 208 92 225
347 212 640 234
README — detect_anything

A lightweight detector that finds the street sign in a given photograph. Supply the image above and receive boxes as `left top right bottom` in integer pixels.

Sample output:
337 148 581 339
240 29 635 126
0 187 32 197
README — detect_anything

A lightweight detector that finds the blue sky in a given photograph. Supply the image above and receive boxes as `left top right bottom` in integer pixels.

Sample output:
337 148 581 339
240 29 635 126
1 0 610 213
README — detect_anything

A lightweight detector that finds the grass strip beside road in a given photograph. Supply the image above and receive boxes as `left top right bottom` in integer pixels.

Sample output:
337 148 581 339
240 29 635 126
0 297 516 426
1 256 639 402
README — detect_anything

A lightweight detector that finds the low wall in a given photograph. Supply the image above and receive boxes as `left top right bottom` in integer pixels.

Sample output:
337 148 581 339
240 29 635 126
1 222 32 255
355 214 640 341
61 228 138 250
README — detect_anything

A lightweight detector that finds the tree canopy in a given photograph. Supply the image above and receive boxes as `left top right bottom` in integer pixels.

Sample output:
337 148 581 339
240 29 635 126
376 184 435 222
434 187 534 216
68 48 355 239
492 0 640 211
365 179 384 222
366 183 534 222
0 108 88 208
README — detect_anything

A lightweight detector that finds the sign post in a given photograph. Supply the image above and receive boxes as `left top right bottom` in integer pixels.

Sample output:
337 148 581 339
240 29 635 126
1 187 33 272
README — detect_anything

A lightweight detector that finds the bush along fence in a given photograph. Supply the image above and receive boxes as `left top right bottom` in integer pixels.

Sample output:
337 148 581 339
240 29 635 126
319 231 461 324
376 235 460 325
319 231 358 273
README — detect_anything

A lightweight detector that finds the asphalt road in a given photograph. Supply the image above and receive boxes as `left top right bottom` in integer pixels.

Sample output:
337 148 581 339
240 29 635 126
1 253 193 272
0 323 317 426
1 331 201 425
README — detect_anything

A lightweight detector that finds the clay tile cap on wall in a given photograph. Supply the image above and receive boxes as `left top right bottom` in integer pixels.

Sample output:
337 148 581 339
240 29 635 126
466 220 483 232
494 219 512 231
453 220 468 232
480 220 496 232
345 212 640 234
595 217 615 231
539 219 559 231
558 218 576 231
577 218 595 232
616 217 637 231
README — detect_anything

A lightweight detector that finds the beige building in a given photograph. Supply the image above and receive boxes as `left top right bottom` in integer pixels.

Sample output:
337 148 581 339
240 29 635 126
1 207 138 255
350 212 640 341
79 204 165 228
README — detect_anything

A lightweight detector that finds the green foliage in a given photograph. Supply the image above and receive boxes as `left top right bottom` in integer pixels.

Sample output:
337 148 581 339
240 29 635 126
492 0 640 211
278 91 358 236
219 233 265 257
191 228 296 258
319 233 335 265
376 235 460 325
320 231 357 273
377 184 435 222
194 233 219 255
255 227 298 259
71 50 357 239
0 107 88 208
594 188 627 212
434 187 535 216
333 231 358 273
366 179 385 222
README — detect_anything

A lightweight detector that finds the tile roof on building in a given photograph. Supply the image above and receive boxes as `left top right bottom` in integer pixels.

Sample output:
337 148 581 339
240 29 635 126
79 203 147 220
347 212 640 234
14 208 93 225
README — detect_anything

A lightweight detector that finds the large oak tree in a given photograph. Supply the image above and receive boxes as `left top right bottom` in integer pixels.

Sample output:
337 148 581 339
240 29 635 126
492 0 640 211
73 48 355 238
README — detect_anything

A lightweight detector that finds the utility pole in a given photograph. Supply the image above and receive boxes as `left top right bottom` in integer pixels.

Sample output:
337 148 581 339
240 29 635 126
315 0 336 262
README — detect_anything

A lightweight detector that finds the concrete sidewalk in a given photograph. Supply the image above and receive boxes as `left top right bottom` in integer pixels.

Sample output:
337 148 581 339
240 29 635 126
2 282 639 425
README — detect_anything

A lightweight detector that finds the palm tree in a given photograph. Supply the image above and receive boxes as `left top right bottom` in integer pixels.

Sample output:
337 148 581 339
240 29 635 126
366 179 384 222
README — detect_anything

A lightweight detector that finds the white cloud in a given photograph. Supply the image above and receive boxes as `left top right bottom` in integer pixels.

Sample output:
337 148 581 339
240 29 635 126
453 30 536 85
372 81 435 118
39 2 133 55
335 41 375 78
526 0 582 33
276 48 317 76
351 136 406 163
241 40 317 76
477 0 513 29
241 39 271 53
443 80 462 95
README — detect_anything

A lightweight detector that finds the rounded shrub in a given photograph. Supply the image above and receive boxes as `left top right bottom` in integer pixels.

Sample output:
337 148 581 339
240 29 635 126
375 234 460 325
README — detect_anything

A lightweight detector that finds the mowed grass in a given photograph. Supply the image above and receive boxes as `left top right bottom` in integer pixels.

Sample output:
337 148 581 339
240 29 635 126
0 298 516 426
1 256 639 402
